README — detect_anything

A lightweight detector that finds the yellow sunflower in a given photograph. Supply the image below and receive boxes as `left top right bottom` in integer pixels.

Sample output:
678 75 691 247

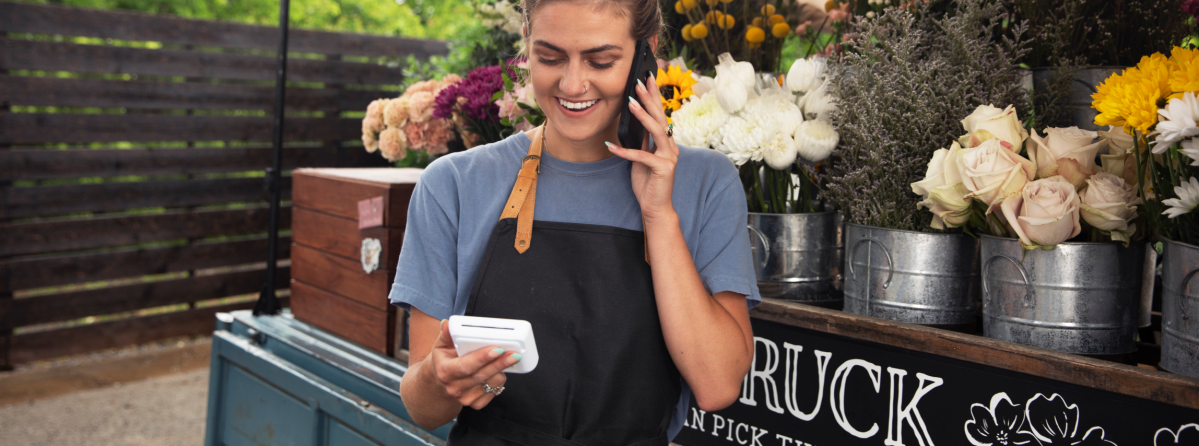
657 64 699 121
1169 46 1199 95
1092 52 1172 134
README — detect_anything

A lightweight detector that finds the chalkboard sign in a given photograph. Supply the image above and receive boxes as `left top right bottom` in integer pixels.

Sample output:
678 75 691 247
675 318 1199 446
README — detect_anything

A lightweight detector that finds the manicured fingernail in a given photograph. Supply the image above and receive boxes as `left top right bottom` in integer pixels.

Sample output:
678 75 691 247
637 79 645 89
490 348 505 358
604 141 612 148
628 96 640 107
509 354 522 364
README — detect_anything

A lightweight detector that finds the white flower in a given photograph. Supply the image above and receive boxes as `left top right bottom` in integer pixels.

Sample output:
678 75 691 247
866 11 876 18
672 94 730 148
1182 138 1199 167
794 119 838 162
786 57 827 94
1098 125 1134 154
1154 92 1199 152
1162 177 1199 219
750 89 804 135
798 78 836 121
713 53 757 113
762 131 799 169
715 115 769 166
692 75 717 98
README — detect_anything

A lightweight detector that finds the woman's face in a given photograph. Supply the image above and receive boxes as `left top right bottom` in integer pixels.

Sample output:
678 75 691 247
527 1 636 143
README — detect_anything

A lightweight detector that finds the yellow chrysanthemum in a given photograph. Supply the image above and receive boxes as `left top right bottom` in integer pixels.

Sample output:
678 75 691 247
657 65 699 115
1091 53 1172 134
1169 46 1199 95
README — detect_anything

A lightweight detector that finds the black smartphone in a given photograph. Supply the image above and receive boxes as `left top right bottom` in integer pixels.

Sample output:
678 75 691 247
617 39 658 150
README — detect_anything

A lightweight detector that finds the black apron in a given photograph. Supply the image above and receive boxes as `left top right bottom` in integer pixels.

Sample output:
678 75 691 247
447 127 681 446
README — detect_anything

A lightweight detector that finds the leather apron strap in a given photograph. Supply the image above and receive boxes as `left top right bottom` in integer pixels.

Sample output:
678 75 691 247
499 126 544 254
500 126 648 262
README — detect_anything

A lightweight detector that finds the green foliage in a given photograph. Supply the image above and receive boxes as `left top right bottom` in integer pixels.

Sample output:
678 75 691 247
24 0 477 41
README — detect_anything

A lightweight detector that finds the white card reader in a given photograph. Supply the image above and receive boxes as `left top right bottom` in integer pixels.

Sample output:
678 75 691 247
447 315 539 374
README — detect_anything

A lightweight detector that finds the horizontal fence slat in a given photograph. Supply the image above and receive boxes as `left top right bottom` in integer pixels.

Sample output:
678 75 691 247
0 114 359 144
8 298 288 365
0 205 292 257
0 146 339 181
2 39 403 85
1 237 290 293
0 1 449 58
3 177 293 220
0 75 388 112
4 266 290 330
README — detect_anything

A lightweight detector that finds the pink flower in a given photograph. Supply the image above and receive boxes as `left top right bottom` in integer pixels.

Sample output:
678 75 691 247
407 91 436 122
795 20 813 35
362 130 378 153
403 121 426 150
378 128 407 162
364 99 388 133
423 120 455 155
1000 176 1082 249
383 97 408 128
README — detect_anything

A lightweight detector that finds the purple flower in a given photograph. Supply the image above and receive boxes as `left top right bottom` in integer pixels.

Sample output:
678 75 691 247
1184 0 1199 19
433 65 509 122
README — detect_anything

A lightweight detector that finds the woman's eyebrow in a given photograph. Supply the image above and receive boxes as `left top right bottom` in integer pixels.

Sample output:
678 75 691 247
532 41 622 55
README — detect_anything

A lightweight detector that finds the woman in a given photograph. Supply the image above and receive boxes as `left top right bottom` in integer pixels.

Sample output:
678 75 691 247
390 0 760 443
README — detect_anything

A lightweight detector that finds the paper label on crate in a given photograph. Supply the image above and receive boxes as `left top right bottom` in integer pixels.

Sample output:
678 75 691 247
358 196 384 229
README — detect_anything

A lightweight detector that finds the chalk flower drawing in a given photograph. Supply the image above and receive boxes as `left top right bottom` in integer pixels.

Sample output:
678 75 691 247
965 392 1034 445
1155 423 1199 446
966 393 1115 446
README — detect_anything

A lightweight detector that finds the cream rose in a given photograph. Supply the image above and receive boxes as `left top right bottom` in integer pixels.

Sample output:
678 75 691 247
1080 172 1141 242
961 104 1029 151
1026 126 1106 187
912 143 971 229
957 139 1036 212
1000 176 1082 249
1098 125 1134 153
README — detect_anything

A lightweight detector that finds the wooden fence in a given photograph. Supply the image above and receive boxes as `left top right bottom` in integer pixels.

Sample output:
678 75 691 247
0 1 448 369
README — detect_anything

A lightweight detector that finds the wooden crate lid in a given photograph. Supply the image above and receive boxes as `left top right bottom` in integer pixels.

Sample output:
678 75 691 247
292 168 423 227
295 168 423 186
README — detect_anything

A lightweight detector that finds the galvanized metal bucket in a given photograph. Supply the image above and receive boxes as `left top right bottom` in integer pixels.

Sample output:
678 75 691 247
747 212 843 308
981 235 1144 355
1161 237 1199 378
842 223 980 325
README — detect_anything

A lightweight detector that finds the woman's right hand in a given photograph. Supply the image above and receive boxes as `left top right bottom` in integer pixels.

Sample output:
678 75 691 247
427 319 522 410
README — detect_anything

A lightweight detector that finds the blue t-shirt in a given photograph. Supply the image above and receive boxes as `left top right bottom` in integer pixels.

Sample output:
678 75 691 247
388 131 761 440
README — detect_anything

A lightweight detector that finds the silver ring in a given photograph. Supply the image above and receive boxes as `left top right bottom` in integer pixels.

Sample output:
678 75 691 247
482 383 505 395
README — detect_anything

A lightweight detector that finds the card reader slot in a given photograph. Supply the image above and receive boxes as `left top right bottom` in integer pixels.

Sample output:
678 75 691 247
462 324 514 330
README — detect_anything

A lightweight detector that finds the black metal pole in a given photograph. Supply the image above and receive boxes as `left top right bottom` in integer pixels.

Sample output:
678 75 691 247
254 0 290 316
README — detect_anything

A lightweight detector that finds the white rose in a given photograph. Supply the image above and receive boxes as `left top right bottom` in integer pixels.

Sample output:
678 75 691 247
1098 125 1134 153
1000 176 1082 249
912 143 970 229
957 139 1036 212
785 57 827 94
961 104 1029 151
762 131 799 170
1080 172 1141 242
1026 126 1106 187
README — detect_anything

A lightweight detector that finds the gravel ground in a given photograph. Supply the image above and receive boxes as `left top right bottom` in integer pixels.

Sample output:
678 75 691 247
0 368 209 446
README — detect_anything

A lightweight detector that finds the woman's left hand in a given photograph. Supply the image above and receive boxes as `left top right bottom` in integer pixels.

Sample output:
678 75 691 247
606 74 678 221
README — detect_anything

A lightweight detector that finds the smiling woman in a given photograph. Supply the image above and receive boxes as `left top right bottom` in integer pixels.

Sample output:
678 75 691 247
391 0 761 444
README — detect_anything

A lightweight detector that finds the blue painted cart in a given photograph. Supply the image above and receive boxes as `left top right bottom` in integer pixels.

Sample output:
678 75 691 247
204 310 451 446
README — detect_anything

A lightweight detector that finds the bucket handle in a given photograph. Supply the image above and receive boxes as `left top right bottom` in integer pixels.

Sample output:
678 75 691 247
1181 268 1199 322
747 224 770 268
847 238 894 289
983 254 1034 307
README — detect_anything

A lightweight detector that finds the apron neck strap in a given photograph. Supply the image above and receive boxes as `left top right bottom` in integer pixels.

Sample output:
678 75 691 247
499 126 545 254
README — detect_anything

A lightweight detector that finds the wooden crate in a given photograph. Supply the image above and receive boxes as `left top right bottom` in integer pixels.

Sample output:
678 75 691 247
290 168 422 358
